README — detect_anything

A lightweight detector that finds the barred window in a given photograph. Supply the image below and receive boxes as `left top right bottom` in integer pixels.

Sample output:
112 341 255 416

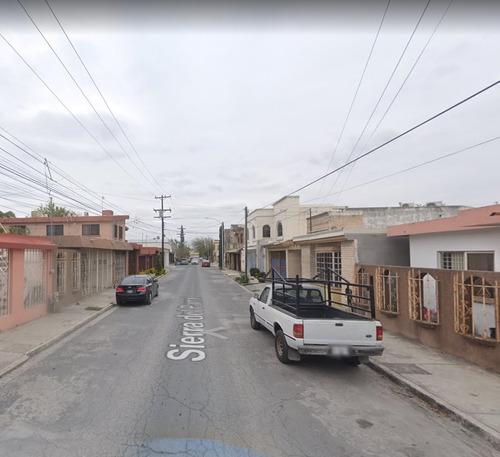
316 252 341 280
378 269 399 313
72 252 81 291
455 274 498 341
441 252 464 270
409 271 439 324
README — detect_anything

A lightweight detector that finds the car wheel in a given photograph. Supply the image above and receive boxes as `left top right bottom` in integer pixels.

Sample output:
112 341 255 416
116 298 123 306
250 308 262 330
145 291 152 305
155 286 159 297
275 330 292 364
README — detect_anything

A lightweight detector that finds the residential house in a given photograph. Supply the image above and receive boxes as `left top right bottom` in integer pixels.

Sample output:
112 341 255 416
225 224 244 271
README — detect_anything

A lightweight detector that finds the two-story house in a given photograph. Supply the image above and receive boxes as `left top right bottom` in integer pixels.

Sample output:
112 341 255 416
0 210 132 307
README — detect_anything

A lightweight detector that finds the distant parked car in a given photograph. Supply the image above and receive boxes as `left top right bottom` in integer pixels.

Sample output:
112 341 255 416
202 260 211 267
116 275 159 306
180 258 189 265
191 258 199 265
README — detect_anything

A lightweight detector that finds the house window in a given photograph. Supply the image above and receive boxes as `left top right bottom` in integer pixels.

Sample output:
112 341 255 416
378 269 399 314
441 252 464 270
263 225 271 238
119 226 124 239
455 274 498 341
252 225 255 239
440 251 494 271
409 271 439 324
114 224 118 238
316 252 341 280
277 222 283 237
82 224 100 236
46 225 64 236
9 225 27 235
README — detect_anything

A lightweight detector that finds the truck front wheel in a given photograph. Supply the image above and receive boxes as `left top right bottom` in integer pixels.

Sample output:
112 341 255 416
275 330 292 364
250 308 262 330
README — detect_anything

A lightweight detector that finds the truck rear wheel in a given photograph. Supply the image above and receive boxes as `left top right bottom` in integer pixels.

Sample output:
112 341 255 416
343 356 361 367
275 330 292 364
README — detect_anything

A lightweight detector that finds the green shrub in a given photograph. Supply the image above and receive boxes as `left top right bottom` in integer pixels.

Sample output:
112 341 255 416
235 274 249 284
250 267 260 278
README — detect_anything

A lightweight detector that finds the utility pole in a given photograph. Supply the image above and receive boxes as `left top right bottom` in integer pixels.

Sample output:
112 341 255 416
154 195 171 268
244 206 248 279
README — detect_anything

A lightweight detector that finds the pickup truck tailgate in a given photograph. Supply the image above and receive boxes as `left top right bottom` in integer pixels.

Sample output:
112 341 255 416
303 319 379 346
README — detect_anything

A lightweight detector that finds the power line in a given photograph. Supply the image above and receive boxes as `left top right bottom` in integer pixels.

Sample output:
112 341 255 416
282 78 500 199
325 0 433 201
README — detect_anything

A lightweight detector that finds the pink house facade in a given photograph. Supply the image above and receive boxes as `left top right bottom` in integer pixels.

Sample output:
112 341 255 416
0 233 57 332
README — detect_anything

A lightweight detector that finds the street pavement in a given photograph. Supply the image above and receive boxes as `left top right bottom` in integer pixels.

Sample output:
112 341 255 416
0 266 499 451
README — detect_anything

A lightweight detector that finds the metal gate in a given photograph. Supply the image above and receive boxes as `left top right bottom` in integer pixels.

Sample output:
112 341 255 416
24 249 46 309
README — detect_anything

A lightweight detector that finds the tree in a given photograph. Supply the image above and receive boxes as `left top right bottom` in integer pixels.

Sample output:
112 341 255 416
170 239 191 261
192 237 215 260
35 201 77 217
0 211 15 218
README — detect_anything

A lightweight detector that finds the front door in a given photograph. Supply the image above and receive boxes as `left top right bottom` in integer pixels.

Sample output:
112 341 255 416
270 251 286 277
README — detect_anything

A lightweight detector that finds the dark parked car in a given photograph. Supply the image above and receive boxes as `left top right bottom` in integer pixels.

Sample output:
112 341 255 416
116 275 159 306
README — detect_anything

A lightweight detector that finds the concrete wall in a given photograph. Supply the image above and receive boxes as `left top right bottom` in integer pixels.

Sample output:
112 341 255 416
358 205 467 228
358 264 500 374
409 229 500 270
356 234 410 266
287 249 302 278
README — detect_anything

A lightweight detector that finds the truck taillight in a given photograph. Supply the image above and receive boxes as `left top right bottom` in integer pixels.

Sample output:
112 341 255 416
376 325 383 341
293 324 304 339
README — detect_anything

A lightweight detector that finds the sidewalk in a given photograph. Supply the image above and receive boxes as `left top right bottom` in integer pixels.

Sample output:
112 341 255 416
0 268 498 450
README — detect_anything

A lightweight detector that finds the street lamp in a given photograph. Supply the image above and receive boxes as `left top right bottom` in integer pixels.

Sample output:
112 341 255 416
205 217 224 270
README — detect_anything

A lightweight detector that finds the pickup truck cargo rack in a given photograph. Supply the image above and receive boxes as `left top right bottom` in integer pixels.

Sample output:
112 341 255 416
263 267 376 319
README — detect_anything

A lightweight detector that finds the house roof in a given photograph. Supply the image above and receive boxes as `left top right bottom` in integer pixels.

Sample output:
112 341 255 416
293 227 387 244
387 204 500 237
0 233 57 250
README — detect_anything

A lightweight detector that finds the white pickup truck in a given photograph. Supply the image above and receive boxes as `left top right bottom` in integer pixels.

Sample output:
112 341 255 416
249 269 384 365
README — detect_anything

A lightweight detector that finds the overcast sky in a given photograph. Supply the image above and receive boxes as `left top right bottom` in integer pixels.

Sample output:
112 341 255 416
0 0 499 243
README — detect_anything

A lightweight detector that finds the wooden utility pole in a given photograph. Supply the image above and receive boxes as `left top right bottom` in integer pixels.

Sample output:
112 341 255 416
154 195 171 268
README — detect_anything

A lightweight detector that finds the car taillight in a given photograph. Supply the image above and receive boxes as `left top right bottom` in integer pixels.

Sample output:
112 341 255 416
116 287 123 292
293 324 304 339
137 286 147 292
376 325 383 341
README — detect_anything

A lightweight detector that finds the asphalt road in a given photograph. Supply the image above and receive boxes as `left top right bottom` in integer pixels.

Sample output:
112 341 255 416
0 265 496 457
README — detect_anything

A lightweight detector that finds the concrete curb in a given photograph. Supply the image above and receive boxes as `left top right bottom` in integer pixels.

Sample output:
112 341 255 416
368 359 500 451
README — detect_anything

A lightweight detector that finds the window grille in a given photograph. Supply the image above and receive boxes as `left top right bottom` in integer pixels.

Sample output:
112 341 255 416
409 271 439 324
455 273 498 341
377 269 399 313
56 252 67 295
441 252 464 270
316 252 341 280
0 249 9 317
24 249 46 309
72 252 81 291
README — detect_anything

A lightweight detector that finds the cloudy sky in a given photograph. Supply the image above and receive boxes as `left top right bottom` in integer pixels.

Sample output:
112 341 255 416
0 0 499 243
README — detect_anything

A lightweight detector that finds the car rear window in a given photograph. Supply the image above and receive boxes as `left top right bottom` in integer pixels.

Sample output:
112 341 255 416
121 276 147 285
